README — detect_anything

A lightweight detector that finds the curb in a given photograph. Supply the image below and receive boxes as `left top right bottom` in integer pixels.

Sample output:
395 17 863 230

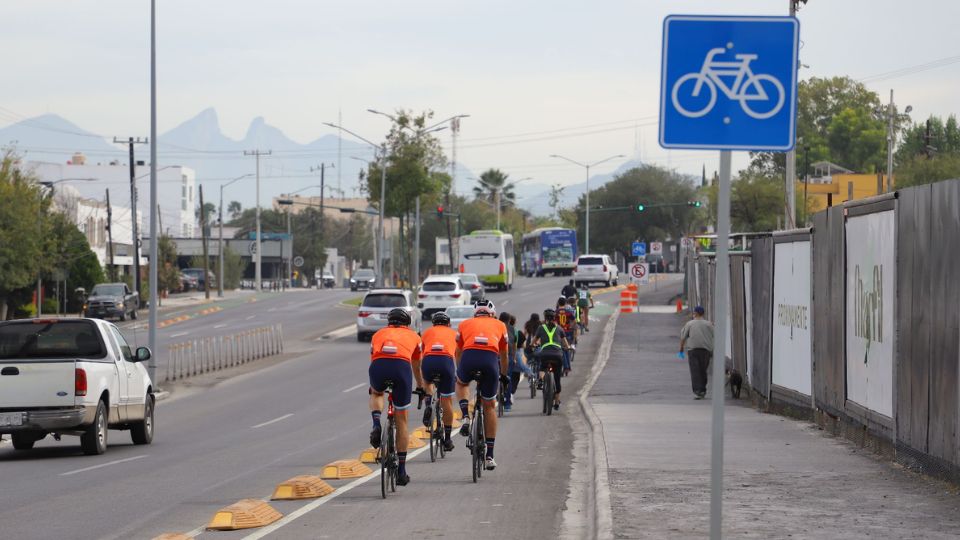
576 305 620 539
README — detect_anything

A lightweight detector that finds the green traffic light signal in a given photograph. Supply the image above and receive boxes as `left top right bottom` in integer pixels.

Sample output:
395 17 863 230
687 200 702 207
637 204 645 212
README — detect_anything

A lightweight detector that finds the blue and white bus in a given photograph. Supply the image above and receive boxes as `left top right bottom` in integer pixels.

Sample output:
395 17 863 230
521 227 578 277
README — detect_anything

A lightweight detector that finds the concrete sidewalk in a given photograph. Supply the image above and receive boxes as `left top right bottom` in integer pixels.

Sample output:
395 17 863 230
589 306 960 539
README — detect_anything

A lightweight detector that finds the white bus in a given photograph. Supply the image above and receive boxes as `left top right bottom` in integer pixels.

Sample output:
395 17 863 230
458 230 515 291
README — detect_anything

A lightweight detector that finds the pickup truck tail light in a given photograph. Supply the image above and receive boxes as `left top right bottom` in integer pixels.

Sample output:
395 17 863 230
358 311 372 318
75 368 87 397
602 264 608 272
499 262 505 275
450 294 461 298
418 293 428 298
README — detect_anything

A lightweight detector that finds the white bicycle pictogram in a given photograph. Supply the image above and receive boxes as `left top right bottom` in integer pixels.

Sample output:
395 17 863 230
671 46 785 120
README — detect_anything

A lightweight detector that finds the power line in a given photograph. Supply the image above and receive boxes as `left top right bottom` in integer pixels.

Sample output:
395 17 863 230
858 53 960 83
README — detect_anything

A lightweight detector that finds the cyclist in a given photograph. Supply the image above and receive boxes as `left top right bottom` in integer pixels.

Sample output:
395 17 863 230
531 308 571 411
556 297 577 375
576 284 594 332
420 311 459 452
368 308 424 486
456 300 510 470
561 279 577 299
523 313 542 376
498 312 517 411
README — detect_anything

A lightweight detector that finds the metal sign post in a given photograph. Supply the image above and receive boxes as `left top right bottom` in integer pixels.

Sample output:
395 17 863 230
659 14 799 539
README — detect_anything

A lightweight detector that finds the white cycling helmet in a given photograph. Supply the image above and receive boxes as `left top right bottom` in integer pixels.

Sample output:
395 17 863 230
473 299 496 317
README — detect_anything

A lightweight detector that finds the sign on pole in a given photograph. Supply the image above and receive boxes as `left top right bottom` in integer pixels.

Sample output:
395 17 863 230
631 242 647 257
628 262 649 285
650 241 663 255
293 256 304 268
659 15 799 151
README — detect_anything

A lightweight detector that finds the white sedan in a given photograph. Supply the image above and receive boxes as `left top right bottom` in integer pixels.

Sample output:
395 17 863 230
417 275 471 320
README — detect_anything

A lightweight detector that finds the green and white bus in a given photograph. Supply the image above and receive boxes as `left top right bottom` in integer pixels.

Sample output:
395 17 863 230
458 230 515 291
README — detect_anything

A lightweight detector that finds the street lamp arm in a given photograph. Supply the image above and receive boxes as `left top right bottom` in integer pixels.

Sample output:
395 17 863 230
324 122 381 149
549 154 588 168
222 173 254 189
588 154 626 168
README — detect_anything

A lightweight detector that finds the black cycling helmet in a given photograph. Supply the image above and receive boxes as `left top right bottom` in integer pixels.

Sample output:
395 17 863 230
387 308 412 326
431 311 451 326
543 308 556 322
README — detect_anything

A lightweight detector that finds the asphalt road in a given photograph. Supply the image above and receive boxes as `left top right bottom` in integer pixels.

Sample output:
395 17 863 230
0 276 623 539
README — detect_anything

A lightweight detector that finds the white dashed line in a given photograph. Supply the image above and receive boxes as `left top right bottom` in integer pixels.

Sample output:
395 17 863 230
214 324 227 329
342 383 367 393
60 455 149 476
170 331 189 338
250 413 294 429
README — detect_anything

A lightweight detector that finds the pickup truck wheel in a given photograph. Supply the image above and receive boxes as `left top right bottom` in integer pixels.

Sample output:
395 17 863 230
80 401 108 455
11 433 37 450
131 395 154 445
118 312 126 322
131 309 139 320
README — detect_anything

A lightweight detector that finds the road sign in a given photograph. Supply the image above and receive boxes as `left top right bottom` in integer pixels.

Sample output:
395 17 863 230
293 256 304 268
629 262 650 285
681 237 694 248
659 15 799 151
248 241 257 255
650 242 663 255
631 242 647 257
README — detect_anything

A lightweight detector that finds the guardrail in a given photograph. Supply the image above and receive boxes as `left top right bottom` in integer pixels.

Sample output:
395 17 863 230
164 324 284 383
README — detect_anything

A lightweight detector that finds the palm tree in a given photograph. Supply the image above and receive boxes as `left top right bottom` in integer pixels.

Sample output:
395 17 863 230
472 168 516 208
227 200 242 220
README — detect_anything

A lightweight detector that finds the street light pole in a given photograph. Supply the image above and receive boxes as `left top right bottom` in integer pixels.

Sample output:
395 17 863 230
218 174 252 297
550 154 624 254
244 150 272 292
148 0 158 385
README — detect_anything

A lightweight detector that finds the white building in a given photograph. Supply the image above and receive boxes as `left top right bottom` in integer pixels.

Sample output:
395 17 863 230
26 154 197 238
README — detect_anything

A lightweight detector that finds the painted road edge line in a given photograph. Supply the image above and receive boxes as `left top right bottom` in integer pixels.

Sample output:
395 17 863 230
235 443 433 540
251 414 294 430
60 454 149 476
341 383 366 393
575 305 620 539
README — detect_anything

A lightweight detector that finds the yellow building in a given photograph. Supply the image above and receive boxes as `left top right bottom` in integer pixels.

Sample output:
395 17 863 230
799 162 892 213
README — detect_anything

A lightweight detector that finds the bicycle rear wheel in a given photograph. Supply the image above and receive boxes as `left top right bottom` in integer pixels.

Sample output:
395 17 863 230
475 405 485 480
470 410 481 483
543 372 555 416
437 400 446 459
497 382 505 418
388 423 397 492
380 422 391 499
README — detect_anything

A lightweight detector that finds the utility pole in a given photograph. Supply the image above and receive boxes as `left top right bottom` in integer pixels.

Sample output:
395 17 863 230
106 189 115 281
784 0 802 229
199 185 211 300
337 109 343 200
148 0 159 386
886 89 896 192
244 149 272 292
414 196 421 290
114 136 148 294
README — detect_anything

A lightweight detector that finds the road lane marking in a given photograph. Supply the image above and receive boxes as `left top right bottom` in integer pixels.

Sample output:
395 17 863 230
342 383 366 393
246 315 256 320
170 331 190 338
268 308 277 312
214 324 227 329
317 325 355 341
250 413 294 429
60 455 148 476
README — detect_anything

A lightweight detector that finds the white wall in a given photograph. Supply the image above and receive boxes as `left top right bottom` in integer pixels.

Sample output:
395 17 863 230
845 210 895 418
772 240 812 396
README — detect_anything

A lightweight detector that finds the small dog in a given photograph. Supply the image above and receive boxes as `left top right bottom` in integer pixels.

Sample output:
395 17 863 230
725 369 743 399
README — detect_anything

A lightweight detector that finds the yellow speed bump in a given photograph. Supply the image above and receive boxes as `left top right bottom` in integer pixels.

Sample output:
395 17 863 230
359 447 379 463
407 434 426 448
152 534 192 540
271 475 335 500
411 426 432 440
206 499 283 531
320 459 372 479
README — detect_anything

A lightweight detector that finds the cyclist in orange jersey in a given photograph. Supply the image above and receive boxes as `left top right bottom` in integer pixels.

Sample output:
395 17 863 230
420 311 459 452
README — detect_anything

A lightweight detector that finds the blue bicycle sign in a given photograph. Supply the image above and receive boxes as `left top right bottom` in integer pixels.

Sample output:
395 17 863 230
659 15 799 151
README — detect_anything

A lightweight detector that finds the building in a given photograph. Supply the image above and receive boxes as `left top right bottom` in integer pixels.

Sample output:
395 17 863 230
798 161 892 214
26 155 197 238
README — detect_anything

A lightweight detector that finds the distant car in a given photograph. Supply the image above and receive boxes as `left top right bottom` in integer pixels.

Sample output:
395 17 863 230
350 269 377 292
573 254 619 287
644 253 666 273
356 289 422 341
456 273 485 303
417 275 471 319
443 305 475 331
82 283 139 321
321 273 336 289
182 268 216 291
178 272 198 292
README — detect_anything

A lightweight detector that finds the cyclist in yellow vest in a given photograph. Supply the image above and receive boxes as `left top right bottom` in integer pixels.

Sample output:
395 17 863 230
531 308 571 411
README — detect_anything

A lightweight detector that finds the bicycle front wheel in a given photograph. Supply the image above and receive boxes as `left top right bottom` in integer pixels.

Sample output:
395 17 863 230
471 411 481 483
437 401 446 459
671 73 717 118
543 373 555 416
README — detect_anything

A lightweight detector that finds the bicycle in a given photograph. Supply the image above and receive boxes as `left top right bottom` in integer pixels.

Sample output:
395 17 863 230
526 349 540 399
497 377 508 417
423 375 446 463
463 369 486 483
376 380 399 499
671 46 785 120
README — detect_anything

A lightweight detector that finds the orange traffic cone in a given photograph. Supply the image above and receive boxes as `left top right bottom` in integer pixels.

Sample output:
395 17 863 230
676 299 683 313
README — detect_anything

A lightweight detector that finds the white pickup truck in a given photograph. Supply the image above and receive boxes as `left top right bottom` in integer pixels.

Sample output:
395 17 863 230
0 318 155 455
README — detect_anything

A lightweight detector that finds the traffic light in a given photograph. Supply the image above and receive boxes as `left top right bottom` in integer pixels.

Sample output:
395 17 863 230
636 204 646 212
687 200 702 207
437 205 444 218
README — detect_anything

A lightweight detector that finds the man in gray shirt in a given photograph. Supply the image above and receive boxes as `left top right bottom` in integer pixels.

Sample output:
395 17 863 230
679 306 714 399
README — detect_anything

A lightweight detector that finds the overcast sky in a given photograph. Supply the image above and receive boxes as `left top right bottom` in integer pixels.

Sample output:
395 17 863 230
4 0 958 199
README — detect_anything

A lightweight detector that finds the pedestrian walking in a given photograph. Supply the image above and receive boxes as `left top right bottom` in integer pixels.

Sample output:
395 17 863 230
679 305 714 400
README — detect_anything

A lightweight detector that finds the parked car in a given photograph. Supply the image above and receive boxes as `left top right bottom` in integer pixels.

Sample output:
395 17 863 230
0 318 155 455
321 273 336 289
356 289 422 341
82 283 140 321
178 272 199 292
182 268 216 291
417 275 471 319
350 268 377 292
645 253 667 273
456 272 486 303
443 305 475 331
573 254 619 287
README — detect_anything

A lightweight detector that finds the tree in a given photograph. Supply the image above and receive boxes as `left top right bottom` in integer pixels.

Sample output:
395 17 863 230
221 245 244 289
895 154 960 188
46 213 104 312
472 169 516 210
547 184 566 220
157 235 180 293
196 201 216 225
0 152 47 320
897 115 960 162
227 200 243 220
